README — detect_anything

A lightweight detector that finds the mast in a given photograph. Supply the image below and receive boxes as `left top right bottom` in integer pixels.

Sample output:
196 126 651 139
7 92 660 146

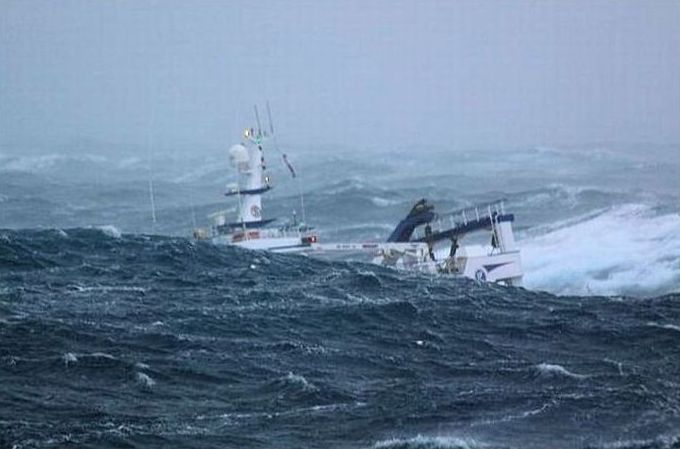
227 125 271 228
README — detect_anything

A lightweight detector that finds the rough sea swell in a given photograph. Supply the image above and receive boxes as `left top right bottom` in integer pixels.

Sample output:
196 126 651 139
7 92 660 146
2 144 680 447
2 229 680 449
2 144 680 297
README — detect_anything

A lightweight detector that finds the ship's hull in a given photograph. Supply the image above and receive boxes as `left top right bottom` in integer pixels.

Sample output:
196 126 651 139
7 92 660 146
210 234 313 253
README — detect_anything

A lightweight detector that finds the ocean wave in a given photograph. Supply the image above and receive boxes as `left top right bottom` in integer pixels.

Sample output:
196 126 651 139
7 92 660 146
95 224 123 238
67 284 147 294
0 153 108 173
372 196 401 207
282 372 318 392
583 435 680 449
646 322 680 333
534 363 588 380
2 227 680 448
62 352 78 365
520 204 680 296
135 371 156 389
523 146 634 163
371 435 482 449
508 183 624 212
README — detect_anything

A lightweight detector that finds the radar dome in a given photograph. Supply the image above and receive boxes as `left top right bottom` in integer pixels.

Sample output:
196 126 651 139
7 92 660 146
228 144 249 168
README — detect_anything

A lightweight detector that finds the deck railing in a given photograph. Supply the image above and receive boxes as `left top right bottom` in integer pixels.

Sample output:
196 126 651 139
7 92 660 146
411 200 506 241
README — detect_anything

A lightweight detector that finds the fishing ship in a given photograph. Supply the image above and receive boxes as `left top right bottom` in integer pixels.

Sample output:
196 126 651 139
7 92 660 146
194 107 522 285
192 106 318 253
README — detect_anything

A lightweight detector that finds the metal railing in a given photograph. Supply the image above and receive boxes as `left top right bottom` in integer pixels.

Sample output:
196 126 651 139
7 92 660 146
411 200 506 241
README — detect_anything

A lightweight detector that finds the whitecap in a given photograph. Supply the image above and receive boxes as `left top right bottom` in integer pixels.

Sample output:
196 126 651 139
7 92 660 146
647 322 680 333
372 435 481 449
89 352 116 360
603 358 625 376
371 196 399 207
136 372 156 388
520 204 680 296
285 372 317 392
71 285 146 294
62 352 78 365
535 363 587 380
96 225 122 239
472 400 556 426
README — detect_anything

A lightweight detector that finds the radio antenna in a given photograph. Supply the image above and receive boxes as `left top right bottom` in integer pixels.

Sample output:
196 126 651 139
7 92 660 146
146 143 157 233
266 100 275 135
265 101 307 225
146 104 157 234
253 105 262 135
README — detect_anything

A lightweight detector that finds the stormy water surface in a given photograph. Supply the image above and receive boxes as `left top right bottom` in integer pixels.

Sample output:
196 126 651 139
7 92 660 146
1 143 680 448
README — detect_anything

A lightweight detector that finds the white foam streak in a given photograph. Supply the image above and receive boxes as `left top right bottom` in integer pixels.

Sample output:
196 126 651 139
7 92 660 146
0 153 107 172
371 196 400 207
62 352 78 365
372 435 481 449
535 363 587 380
647 322 680 333
96 225 122 239
136 372 156 388
284 372 317 392
521 204 680 296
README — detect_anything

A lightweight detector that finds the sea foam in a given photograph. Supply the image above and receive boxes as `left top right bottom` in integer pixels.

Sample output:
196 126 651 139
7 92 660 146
521 204 680 296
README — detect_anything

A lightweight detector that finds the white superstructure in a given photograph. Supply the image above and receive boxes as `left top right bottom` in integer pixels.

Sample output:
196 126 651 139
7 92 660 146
194 125 317 253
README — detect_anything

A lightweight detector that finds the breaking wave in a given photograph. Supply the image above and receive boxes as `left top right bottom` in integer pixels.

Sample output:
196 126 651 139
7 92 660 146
534 363 588 380
371 435 481 449
521 204 680 296
95 224 123 239
0 153 108 173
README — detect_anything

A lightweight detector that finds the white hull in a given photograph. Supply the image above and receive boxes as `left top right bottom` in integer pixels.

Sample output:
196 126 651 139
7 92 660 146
211 234 312 253
312 241 522 286
390 245 523 285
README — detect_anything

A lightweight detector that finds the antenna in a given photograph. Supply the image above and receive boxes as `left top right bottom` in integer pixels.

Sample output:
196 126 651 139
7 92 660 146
146 148 157 233
146 107 157 234
147 172 157 232
188 187 197 229
266 101 307 226
297 175 307 226
266 100 275 135
144 21 158 235
253 105 262 135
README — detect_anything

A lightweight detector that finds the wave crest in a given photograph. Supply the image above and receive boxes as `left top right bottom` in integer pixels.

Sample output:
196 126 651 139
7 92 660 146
372 435 482 449
521 204 680 296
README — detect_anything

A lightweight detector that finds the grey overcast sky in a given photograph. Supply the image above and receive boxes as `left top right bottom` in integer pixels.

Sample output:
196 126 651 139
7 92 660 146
1 0 679 153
